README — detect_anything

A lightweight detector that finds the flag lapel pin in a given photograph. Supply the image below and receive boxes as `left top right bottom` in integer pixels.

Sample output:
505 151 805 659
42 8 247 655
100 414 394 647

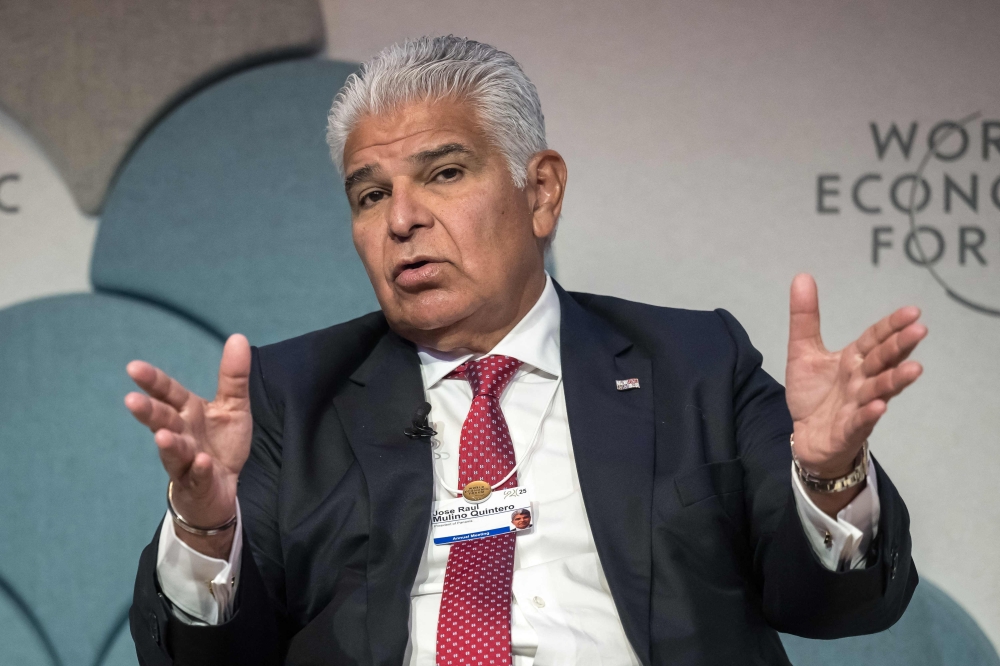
615 378 640 391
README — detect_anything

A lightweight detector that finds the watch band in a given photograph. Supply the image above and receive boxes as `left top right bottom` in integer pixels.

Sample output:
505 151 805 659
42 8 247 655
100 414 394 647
790 434 869 494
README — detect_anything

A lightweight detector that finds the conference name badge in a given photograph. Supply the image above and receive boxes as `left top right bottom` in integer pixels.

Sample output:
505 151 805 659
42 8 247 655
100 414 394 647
431 487 533 546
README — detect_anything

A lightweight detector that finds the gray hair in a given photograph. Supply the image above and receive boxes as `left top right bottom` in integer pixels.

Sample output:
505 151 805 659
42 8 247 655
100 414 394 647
326 35 547 188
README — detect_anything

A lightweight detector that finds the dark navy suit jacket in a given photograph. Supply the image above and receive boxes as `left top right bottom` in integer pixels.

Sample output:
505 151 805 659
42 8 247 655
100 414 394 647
131 283 917 665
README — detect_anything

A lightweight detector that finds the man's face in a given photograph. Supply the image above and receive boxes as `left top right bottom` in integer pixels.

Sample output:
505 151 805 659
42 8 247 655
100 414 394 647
512 512 531 529
343 97 548 350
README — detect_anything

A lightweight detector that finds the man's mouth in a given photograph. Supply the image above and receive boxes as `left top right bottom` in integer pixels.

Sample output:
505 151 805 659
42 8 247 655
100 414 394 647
403 260 429 272
393 258 443 288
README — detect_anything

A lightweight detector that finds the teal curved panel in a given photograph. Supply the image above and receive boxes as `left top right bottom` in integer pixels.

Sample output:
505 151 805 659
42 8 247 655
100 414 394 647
780 579 1000 665
0 584 57 666
0 294 222 666
96 612 138 666
92 59 379 347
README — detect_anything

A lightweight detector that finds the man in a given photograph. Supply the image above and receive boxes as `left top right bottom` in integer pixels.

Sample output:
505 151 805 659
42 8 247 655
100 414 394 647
511 509 532 531
126 36 925 665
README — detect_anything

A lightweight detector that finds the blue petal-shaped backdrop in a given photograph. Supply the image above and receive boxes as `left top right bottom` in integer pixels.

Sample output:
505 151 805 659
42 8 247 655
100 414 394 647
91 59 379 347
0 585 54 666
780 579 1000 665
0 294 222 666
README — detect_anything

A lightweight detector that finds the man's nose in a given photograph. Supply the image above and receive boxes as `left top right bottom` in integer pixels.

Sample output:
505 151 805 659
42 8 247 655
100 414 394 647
386 181 432 239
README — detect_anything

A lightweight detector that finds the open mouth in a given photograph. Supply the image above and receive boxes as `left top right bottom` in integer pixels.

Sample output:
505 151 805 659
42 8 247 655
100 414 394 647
393 258 442 287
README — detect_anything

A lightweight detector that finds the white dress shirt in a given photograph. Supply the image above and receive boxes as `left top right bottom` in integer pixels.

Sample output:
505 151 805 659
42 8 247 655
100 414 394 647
156 274 879 663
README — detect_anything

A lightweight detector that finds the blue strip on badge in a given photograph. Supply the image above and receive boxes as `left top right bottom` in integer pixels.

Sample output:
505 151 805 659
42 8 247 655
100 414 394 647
433 525 514 545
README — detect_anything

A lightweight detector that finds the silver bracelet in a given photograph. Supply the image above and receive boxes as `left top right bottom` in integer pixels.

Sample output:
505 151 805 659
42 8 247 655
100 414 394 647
790 434 869 494
166 480 237 536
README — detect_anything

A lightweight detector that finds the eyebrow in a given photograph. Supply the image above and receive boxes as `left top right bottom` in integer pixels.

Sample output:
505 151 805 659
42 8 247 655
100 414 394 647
344 163 383 192
343 143 474 193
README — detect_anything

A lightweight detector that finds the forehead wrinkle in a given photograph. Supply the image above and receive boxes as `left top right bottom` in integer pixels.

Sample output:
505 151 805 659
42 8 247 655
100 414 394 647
343 131 456 189
349 125 439 152
408 143 474 165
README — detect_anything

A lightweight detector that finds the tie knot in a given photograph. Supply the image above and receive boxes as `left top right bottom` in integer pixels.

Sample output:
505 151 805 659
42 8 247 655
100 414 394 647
450 355 522 397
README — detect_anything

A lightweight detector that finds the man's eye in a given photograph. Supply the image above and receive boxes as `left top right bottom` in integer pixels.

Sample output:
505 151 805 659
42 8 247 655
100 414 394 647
359 190 386 207
435 167 461 182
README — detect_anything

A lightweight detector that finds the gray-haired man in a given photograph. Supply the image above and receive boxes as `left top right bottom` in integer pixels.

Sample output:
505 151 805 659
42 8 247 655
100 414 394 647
128 36 924 665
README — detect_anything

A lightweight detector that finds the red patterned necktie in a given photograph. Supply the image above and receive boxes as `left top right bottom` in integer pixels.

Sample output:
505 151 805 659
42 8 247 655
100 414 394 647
436 354 523 666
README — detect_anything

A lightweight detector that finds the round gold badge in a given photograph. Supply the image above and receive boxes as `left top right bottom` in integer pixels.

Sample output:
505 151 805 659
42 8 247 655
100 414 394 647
462 480 492 503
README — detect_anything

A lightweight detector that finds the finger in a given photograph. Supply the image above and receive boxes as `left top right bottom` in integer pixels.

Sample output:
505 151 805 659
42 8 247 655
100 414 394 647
127 360 191 410
215 334 251 409
788 273 825 352
846 399 887 444
124 393 186 433
154 428 196 479
188 451 215 487
861 322 927 377
174 452 217 498
855 305 921 355
857 361 923 405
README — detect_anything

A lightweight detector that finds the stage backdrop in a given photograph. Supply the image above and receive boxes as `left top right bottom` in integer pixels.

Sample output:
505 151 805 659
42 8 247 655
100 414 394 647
1 0 997 656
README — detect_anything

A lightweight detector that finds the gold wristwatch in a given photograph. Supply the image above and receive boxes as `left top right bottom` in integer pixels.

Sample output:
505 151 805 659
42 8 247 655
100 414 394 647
790 434 869 494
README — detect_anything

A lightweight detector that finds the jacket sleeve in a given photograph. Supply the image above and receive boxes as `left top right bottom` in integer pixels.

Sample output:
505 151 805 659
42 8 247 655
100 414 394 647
715 308 918 638
129 346 288 664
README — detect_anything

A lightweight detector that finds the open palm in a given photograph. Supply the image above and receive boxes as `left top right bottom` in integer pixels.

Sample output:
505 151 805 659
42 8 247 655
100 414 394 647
124 334 253 528
785 274 927 478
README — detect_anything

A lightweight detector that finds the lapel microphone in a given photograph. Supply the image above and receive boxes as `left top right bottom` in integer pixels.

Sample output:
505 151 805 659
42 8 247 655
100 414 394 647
404 401 437 439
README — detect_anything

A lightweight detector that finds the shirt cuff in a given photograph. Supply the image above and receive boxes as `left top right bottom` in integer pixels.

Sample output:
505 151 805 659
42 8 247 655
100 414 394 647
791 457 880 571
155 499 243 625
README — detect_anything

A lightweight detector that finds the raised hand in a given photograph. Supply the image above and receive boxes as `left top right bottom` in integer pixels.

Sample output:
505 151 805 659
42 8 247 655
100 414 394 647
785 274 927 512
124 334 253 556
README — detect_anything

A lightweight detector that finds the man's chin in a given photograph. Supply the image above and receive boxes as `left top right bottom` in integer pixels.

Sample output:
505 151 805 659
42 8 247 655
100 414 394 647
384 300 473 345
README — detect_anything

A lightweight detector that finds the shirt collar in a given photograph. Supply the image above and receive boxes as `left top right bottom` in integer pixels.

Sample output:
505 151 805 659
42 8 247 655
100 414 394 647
417 274 562 389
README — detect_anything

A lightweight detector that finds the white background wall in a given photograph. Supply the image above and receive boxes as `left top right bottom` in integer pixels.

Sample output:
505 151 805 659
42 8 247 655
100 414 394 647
0 110 95 309
2 0 997 647
322 0 1000 644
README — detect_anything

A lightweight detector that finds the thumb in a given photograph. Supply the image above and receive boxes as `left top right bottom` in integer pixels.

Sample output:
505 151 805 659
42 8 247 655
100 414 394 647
788 273 825 353
215 333 251 407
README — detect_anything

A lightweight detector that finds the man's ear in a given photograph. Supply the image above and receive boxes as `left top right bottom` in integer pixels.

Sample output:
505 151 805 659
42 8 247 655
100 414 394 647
526 150 567 242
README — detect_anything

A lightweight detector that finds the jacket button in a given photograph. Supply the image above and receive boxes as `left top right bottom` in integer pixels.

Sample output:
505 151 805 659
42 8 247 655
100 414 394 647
148 612 160 644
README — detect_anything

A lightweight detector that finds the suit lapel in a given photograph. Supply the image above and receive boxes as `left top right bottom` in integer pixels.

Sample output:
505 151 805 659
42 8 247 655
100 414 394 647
331 331 432 666
557 283 655 666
